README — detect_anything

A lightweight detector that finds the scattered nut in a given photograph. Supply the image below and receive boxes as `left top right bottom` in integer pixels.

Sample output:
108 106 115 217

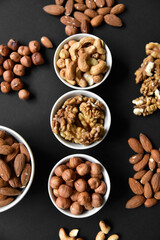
41 36 53 48
1 82 11 93
32 52 44 65
0 45 9 57
11 78 24 91
20 56 32 67
29 40 41 53
10 52 21 62
7 39 20 51
18 89 30 100
13 64 25 76
18 46 30 56
3 59 15 70
3 70 14 82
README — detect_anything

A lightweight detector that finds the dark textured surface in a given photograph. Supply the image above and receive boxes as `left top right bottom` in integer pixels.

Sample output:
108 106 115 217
0 0 160 239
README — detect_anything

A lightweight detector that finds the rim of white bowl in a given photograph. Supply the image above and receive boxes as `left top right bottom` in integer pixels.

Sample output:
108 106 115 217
48 153 111 218
53 33 112 90
50 90 111 150
0 126 35 213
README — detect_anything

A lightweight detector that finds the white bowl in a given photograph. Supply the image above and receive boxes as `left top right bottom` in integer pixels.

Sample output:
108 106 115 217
50 90 111 150
0 126 35 213
48 154 111 218
54 33 112 90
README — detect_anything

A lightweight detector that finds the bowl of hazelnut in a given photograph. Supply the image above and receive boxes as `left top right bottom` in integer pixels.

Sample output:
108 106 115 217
54 33 112 90
50 90 111 150
48 154 110 218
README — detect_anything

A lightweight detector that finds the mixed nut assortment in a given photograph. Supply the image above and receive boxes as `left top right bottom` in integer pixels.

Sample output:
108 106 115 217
50 156 107 215
126 133 160 209
132 42 160 116
52 95 106 145
56 36 109 87
0 130 31 207
43 0 126 36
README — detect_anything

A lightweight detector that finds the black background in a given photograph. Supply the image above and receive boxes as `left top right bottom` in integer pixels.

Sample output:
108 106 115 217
0 0 160 239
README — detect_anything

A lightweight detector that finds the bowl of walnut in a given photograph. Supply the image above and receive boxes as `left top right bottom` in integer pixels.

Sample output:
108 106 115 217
0 126 35 212
50 90 111 149
48 154 111 218
54 33 112 90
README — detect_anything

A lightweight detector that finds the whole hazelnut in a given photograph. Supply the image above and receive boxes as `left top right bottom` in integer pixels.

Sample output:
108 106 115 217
56 197 71 209
75 178 88 192
18 89 30 100
1 81 11 93
11 78 24 91
20 56 32 67
7 39 20 51
0 55 5 65
58 184 73 198
50 176 63 189
13 64 25 76
77 192 91 206
3 70 14 82
18 46 30 56
69 157 82 169
76 163 90 176
29 40 41 53
0 66 4 76
92 193 103 208
3 59 15 70
31 52 44 65
54 164 68 177
0 45 9 57
70 202 83 215
90 163 102 175
10 52 21 62
62 169 76 182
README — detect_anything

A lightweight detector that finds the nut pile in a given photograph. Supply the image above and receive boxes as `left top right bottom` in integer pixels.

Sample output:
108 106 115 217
56 37 109 88
126 133 160 209
0 130 31 207
43 1 126 36
52 95 106 145
132 42 160 116
50 157 107 215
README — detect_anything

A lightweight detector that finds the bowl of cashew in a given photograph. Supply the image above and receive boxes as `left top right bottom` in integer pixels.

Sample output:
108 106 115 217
54 33 112 90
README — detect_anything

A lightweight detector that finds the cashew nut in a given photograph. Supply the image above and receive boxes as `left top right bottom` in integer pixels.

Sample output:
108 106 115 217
107 234 119 240
99 221 111 234
66 79 76 85
57 58 66 69
93 74 103 83
68 40 77 46
69 42 82 61
69 229 79 237
64 43 70 50
94 39 106 55
87 57 98 66
80 37 95 46
59 228 76 240
92 52 99 59
76 68 88 87
65 58 72 68
59 68 66 79
78 52 90 72
59 49 70 59
65 61 77 80
95 231 105 240
90 60 107 75
83 72 94 86
99 54 106 61
84 45 96 55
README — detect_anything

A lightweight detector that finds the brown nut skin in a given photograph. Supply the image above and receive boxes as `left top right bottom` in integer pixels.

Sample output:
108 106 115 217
0 45 9 57
91 173 103 179
18 89 30 100
31 52 44 65
50 176 63 189
1 82 11 93
53 188 59 197
56 196 71 209
20 56 32 67
84 201 93 210
75 178 88 192
10 52 21 63
7 39 20 51
3 70 14 82
3 59 15 70
0 55 5 65
13 64 25 76
95 181 107 195
88 177 101 189
65 25 78 36
76 163 90 176
11 78 24 91
58 184 73 198
54 164 68 177
91 163 102 175
29 40 41 53
70 190 79 201
70 201 83 215
0 66 4 76
65 180 74 188
62 169 76 181
69 157 83 168
18 46 30 56
77 191 91 205
92 193 103 207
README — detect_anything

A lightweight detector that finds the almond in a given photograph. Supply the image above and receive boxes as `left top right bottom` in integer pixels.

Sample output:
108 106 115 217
141 170 153 184
0 197 14 207
9 176 22 188
81 19 90 33
20 143 30 162
0 138 6 146
126 195 145 209
133 154 150 171
56 0 65 5
0 131 5 139
144 182 152 198
14 153 26 177
41 36 53 48
85 9 97 19
0 159 11 181
133 170 147 180
154 191 160 200
110 4 125 15
157 168 160 173
65 25 78 36
104 14 122 27
91 15 103 27
148 157 156 171
151 149 160 163
73 11 90 22
151 173 160 193
0 145 13 155
85 0 96 9
139 133 153 152
74 3 87 11
129 153 143 164
0 194 6 201
21 163 31 187
144 198 158 208
0 187 21 196
65 0 74 16
5 143 19 162
75 0 84 3
43 4 65 15
128 138 144 154
106 0 114 7
128 178 144 195
61 16 81 27
0 177 8 187
97 7 111 15
95 0 105 8
4 135 13 146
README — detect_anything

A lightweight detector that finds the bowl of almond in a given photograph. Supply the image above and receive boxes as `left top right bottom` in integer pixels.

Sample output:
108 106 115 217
0 126 35 212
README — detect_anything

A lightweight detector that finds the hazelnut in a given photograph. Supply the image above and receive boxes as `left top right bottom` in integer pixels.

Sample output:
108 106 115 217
69 157 82 169
70 201 83 215
77 192 91 205
76 163 90 176
0 55 5 65
0 66 4 76
18 46 30 56
29 40 41 53
50 176 63 189
88 177 100 189
18 89 30 100
54 164 68 177
3 70 14 82
10 52 21 62
3 59 15 70
53 188 59 197
11 78 24 91
91 163 102 175
31 52 44 65
0 45 9 57
20 56 32 67
75 178 88 192
62 169 76 181
95 181 107 195
70 190 79 202
1 81 11 93
65 180 74 188
7 39 20 51
58 184 73 198
84 202 93 210
13 64 25 76
92 193 103 208
56 196 71 209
